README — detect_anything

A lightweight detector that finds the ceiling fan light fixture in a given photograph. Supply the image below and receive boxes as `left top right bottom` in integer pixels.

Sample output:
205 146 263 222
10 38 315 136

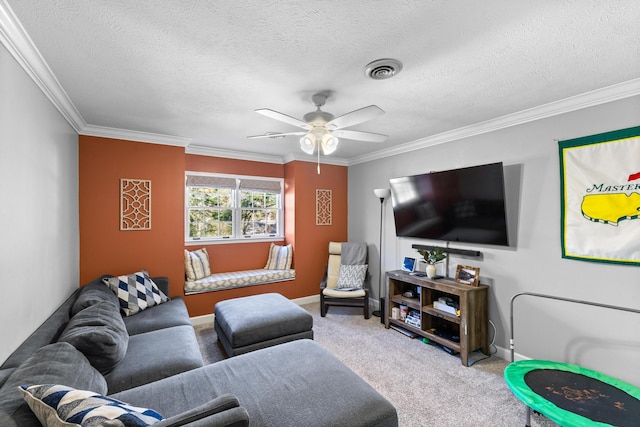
364 58 403 80
299 134 315 154
321 133 338 155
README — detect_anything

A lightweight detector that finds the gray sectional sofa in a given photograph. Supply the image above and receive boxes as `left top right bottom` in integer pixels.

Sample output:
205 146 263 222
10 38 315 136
0 276 398 426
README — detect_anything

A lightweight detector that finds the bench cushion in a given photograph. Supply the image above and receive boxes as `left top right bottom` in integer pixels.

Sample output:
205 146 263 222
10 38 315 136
185 269 295 294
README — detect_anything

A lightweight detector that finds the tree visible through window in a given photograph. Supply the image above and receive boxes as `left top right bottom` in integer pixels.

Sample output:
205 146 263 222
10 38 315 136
188 187 233 238
185 173 283 242
240 190 278 235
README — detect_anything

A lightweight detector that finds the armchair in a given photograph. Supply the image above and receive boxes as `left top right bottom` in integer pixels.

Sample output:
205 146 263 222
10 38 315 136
320 241 370 319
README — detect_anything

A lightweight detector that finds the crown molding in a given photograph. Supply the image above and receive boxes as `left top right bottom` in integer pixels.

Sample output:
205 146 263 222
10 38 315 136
282 152 349 166
186 145 284 163
0 0 85 132
349 78 640 166
184 146 350 167
80 125 191 147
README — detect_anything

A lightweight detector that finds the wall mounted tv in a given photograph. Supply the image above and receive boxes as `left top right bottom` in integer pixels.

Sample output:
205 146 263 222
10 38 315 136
389 162 509 246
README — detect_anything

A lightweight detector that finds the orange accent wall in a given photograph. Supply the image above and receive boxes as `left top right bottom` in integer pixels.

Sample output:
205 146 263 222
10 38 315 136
284 161 348 300
79 136 185 297
182 156 348 317
80 142 348 317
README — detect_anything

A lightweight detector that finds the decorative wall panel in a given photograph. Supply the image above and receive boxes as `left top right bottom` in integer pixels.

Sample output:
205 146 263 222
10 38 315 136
120 179 151 230
316 189 332 225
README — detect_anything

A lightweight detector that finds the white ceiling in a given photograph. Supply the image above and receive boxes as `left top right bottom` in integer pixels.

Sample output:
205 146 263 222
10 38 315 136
3 1 640 164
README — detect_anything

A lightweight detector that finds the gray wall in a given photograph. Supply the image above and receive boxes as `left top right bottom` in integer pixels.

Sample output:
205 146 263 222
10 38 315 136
0 44 79 363
350 96 640 386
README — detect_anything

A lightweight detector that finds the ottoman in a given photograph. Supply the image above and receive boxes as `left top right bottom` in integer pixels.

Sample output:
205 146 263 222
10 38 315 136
214 293 313 356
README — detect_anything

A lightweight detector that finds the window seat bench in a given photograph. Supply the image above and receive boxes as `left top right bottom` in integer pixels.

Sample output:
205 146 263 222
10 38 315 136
184 269 296 295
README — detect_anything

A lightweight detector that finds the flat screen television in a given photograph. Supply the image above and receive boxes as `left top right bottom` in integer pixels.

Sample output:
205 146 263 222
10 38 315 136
389 162 509 246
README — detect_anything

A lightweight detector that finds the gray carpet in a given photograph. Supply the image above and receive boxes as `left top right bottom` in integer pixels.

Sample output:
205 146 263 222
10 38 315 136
195 302 558 427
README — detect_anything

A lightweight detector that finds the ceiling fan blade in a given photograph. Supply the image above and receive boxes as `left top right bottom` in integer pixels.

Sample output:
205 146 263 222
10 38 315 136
332 129 388 143
246 131 306 139
327 105 384 130
255 109 311 130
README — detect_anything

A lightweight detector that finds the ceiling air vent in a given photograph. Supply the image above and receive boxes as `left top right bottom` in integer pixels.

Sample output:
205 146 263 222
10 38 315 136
364 58 403 80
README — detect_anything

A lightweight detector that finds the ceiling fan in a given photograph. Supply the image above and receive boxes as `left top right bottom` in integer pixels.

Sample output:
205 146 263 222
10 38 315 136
247 93 387 157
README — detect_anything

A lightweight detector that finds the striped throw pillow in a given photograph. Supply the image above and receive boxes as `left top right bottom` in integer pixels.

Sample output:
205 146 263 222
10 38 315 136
264 243 293 270
20 384 163 426
184 248 211 281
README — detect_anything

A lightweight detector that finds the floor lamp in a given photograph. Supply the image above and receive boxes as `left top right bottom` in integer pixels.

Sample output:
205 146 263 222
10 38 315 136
372 188 391 321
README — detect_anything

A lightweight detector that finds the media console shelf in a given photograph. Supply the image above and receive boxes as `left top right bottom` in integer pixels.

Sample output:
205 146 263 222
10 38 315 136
385 270 489 366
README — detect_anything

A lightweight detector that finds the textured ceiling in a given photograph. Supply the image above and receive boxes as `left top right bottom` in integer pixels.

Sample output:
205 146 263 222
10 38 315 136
4 0 640 162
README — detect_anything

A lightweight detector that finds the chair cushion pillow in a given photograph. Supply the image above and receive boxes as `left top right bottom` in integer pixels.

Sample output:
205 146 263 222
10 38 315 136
335 264 368 290
103 270 169 316
57 301 128 375
184 248 211 281
264 243 292 270
19 384 163 426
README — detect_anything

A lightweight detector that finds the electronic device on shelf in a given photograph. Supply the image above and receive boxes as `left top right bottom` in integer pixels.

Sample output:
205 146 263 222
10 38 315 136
389 162 509 246
401 256 416 272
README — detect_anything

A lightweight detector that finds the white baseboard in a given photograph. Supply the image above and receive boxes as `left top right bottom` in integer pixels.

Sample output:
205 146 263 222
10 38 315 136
494 345 530 362
190 294 320 326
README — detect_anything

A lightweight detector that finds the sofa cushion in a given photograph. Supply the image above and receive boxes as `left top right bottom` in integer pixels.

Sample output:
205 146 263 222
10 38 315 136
111 340 397 427
20 384 163 426
103 270 169 316
0 342 107 427
184 248 211 281
335 264 368 290
123 297 192 336
264 243 292 270
104 325 203 394
58 301 128 375
71 278 120 317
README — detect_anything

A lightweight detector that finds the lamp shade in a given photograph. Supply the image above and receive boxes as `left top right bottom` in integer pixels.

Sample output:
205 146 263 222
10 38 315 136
299 134 315 154
321 133 339 155
373 188 391 199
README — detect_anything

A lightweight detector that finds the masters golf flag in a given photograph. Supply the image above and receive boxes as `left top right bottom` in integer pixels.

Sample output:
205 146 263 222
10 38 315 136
559 125 640 265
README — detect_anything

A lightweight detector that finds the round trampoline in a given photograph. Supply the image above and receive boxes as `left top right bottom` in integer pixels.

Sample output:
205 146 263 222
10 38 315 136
505 360 640 426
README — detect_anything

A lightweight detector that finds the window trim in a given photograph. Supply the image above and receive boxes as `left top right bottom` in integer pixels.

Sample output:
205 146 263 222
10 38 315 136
185 171 284 244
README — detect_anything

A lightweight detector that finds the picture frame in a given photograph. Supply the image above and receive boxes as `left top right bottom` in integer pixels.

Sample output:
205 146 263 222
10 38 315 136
454 265 480 286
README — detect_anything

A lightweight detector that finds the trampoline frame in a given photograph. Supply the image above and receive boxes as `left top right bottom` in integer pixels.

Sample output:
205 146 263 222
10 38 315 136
508 292 640 426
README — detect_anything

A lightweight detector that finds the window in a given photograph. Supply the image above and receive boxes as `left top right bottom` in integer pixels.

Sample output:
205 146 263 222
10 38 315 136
185 172 283 242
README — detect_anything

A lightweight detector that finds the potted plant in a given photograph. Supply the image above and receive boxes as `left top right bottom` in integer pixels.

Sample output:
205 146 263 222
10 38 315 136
416 247 446 278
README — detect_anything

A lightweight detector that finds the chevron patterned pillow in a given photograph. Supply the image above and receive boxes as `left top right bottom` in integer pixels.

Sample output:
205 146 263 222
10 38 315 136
103 270 169 316
20 384 163 426
336 264 368 290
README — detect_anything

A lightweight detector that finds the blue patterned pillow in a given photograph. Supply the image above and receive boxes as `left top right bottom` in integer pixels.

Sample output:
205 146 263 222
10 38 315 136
19 384 163 426
103 270 169 316
336 264 368 290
